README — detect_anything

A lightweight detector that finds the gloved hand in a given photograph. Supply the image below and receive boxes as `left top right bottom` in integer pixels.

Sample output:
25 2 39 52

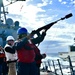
31 30 36 35
30 30 36 39
42 53 46 59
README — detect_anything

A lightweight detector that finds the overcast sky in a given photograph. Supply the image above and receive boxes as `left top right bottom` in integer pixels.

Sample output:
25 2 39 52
3 0 75 53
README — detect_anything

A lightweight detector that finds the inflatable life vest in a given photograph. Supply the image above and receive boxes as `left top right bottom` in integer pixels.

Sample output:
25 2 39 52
4 44 18 61
17 40 35 63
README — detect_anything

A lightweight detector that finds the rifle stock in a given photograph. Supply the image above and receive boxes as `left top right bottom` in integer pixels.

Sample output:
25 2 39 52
31 13 73 34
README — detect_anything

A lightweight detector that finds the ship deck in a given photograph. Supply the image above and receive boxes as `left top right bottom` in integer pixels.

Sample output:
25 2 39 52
40 71 56 75
40 72 55 75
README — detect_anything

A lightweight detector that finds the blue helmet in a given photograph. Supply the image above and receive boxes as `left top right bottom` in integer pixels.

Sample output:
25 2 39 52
17 27 28 35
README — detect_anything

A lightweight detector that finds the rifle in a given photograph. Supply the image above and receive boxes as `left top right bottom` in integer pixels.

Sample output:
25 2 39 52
31 13 73 34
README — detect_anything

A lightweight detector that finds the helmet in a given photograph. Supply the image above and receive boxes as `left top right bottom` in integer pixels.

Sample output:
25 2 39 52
17 27 28 35
6 36 15 41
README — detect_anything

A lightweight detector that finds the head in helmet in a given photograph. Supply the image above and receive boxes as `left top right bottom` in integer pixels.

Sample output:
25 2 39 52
17 27 28 39
6 36 15 45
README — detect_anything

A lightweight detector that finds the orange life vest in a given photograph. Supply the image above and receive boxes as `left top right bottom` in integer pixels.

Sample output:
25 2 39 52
17 41 35 63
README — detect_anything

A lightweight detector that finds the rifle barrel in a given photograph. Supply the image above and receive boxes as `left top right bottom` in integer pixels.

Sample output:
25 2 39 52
33 13 73 34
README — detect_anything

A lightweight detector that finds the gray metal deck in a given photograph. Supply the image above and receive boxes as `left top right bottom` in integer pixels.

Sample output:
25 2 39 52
40 71 55 75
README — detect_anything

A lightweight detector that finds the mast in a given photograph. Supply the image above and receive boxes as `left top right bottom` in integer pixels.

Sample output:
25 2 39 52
0 0 8 25
0 0 26 25
0 0 3 24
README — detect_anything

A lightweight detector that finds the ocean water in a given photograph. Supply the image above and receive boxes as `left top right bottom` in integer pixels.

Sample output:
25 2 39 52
42 53 60 61
40 53 74 75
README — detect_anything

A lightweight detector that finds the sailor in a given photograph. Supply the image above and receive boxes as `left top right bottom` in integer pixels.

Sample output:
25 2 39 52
14 27 38 75
0 45 8 75
4 36 18 75
14 27 46 75
0 45 5 75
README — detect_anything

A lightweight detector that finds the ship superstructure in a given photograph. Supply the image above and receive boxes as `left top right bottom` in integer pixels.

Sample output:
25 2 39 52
0 0 26 47
58 38 75 62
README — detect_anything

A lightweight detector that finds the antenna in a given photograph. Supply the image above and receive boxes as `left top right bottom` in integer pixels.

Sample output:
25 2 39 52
0 0 8 24
6 0 26 3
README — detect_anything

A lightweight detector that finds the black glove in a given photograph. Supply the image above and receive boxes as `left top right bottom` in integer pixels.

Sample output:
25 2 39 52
42 53 46 59
31 30 36 35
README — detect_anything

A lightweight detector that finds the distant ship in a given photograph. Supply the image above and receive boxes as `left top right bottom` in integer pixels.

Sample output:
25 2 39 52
58 38 75 62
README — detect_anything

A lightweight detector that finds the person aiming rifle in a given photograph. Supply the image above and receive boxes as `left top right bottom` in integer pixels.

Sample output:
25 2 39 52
13 27 47 75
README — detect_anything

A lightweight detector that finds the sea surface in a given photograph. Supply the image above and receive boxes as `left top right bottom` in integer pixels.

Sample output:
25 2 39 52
40 53 75 75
